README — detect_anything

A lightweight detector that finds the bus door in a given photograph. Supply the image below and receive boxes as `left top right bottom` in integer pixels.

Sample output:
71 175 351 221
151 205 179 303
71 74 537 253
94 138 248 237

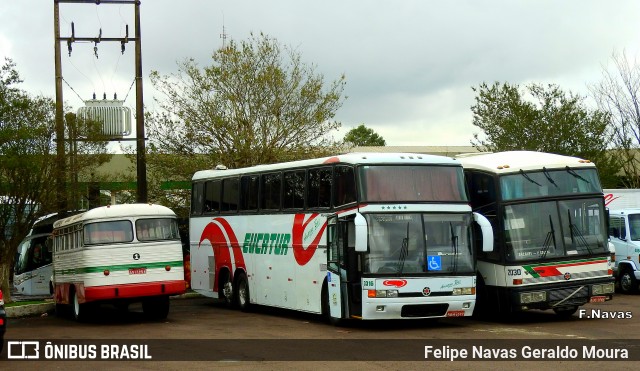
326 215 362 319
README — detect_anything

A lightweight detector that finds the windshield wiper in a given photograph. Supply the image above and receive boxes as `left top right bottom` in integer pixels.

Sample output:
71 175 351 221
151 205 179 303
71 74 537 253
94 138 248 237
397 223 409 275
565 166 590 184
542 167 558 188
567 209 593 254
450 222 459 272
519 169 542 186
540 215 557 259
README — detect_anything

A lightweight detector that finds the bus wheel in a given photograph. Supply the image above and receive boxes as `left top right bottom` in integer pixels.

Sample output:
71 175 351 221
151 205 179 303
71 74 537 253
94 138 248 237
619 269 639 294
55 302 68 318
219 272 234 307
473 276 490 319
143 296 170 320
236 273 251 311
553 306 578 318
71 289 89 322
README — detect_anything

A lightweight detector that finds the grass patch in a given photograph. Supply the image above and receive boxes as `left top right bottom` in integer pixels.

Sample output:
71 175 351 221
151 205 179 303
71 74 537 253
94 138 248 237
5 300 48 307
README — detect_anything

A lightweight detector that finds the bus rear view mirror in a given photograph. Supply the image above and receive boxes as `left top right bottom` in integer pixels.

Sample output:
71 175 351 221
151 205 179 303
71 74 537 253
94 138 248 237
354 213 368 252
473 212 494 252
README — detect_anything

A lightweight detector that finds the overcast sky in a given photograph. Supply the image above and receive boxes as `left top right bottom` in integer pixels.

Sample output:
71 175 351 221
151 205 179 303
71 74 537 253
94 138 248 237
2 0 640 146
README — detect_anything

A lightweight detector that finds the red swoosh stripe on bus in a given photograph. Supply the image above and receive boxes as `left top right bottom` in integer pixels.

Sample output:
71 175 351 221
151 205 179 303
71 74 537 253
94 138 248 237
213 217 246 270
292 213 327 266
199 218 246 294
532 266 562 277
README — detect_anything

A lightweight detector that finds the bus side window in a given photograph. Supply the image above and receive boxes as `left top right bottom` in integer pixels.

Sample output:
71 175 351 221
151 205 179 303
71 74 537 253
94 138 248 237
204 180 221 214
283 170 305 209
221 177 239 213
308 167 332 208
334 166 356 206
261 173 282 210
240 175 259 211
192 182 204 215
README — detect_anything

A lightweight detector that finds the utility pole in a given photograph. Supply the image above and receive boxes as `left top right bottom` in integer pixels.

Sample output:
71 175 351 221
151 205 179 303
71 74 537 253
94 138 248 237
54 1 66 217
53 0 147 214
134 1 147 203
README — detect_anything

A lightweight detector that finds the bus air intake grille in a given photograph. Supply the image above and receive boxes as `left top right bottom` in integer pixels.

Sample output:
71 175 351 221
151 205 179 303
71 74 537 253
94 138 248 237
548 286 589 306
401 303 449 318
399 292 452 298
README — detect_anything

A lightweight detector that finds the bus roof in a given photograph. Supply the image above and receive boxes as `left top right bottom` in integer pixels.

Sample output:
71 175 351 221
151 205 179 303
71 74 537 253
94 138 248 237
53 204 177 229
455 151 595 174
192 152 462 181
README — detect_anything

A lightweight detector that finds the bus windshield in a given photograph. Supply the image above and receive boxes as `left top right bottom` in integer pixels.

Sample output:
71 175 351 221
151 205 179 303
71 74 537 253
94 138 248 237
359 165 467 202
84 218 180 245
363 213 474 274
500 168 601 201
14 235 51 275
504 197 607 262
136 218 181 241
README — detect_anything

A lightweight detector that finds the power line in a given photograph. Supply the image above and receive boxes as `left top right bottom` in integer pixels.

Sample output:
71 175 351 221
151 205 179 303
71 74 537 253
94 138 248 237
62 77 85 103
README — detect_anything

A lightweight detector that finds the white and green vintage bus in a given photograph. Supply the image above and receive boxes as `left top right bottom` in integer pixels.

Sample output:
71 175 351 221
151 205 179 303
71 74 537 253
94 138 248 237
52 204 186 321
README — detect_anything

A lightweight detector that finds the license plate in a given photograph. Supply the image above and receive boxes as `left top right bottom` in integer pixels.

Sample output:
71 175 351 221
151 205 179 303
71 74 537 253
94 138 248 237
129 268 147 275
590 296 606 303
446 310 465 317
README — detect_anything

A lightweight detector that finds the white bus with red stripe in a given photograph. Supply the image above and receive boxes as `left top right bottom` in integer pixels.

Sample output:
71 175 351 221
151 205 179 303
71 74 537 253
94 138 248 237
457 151 615 317
190 153 493 322
52 204 186 321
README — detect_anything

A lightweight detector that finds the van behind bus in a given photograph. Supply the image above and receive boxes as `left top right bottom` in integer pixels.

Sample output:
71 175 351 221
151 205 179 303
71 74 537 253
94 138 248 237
608 208 640 294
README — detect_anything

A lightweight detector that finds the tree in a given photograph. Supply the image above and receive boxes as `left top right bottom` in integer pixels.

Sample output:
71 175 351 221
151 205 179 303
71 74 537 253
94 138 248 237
590 51 640 188
0 59 112 300
470 82 620 187
145 32 346 179
0 59 57 299
343 124 386 147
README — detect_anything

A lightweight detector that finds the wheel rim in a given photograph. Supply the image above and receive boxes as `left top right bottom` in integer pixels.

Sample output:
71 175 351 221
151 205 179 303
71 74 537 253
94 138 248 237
239 280 248 306
73 293 80 318
223 281 233 303
620 273 631 292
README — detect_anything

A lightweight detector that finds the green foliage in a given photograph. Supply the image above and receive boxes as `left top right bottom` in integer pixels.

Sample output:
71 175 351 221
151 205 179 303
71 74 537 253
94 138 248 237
0 59 112 299
146 32 346 171
471 82 620 187
343 124 386 146
0 58 57 298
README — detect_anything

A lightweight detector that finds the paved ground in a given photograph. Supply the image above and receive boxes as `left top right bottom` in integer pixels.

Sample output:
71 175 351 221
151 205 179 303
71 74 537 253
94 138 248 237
2 292 639 370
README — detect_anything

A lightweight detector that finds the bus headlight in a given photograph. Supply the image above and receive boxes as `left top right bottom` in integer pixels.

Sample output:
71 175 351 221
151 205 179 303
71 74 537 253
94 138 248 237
520 291 546 304
452 287 475 295
368 290 399 298
592 283 615 295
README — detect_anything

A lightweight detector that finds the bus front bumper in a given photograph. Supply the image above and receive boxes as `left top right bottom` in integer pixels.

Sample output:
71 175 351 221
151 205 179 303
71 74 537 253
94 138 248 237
506 277 615 311
360 295 475 320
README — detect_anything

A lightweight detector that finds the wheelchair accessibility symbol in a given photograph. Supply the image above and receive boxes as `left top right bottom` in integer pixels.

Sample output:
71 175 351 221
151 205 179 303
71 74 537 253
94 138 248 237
427 255 442 271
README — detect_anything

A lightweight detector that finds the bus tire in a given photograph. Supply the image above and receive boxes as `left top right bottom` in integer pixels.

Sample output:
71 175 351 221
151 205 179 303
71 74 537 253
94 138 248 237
472 276 490 319
553 306 578 318
235 273 251 311
71 288 89 322
143 296 170 320
619 269 639 294
219 270 234 307
55 303 68 318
